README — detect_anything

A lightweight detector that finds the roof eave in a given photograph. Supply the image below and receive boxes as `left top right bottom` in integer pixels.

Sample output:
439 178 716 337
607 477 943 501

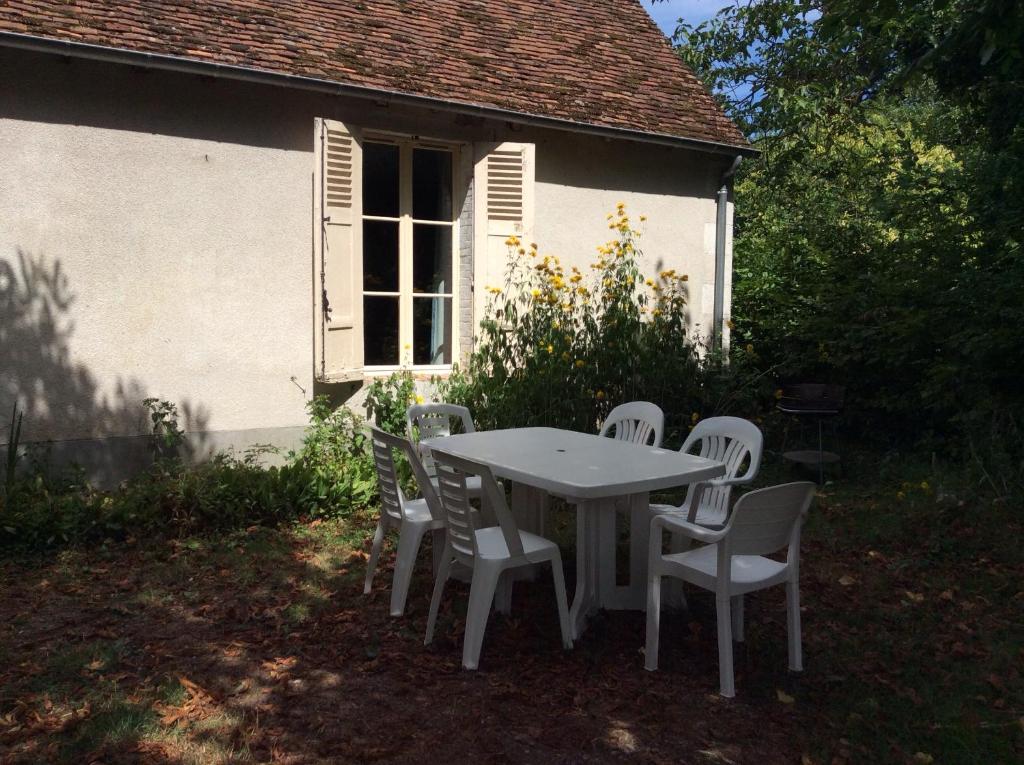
0 31 758 158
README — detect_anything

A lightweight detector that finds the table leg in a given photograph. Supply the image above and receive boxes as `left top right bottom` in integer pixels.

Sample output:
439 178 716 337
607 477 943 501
569 498 603 639
600 492 650 611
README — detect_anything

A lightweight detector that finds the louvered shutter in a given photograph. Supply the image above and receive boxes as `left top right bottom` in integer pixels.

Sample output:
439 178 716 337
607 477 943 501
314 118 363 381
472 142 535 328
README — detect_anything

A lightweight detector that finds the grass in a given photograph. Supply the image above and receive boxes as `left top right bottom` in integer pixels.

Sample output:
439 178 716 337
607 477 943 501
0 450 1020 763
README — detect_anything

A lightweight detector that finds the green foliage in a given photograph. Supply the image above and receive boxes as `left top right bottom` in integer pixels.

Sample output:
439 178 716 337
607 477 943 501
289 395 376 515
364 369 417 435
439 208 771 447
142 397 185 461
1 396 378 553
674 1 1024 484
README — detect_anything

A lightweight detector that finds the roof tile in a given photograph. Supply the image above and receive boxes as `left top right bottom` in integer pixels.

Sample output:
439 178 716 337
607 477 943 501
0 0 748 148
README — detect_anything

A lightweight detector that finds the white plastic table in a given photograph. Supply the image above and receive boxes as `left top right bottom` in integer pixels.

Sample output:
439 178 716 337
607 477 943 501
424 427 725 638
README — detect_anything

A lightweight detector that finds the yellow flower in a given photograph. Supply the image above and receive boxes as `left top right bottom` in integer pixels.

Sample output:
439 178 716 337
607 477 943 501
746 343 754 353
595 390 606 401
652 308 662 317
727 319 736 330
897 491 906 500
505 235 520 247
561 302 572 311
639 215 647 222
575 359 585 368
691 412 700 424
546 344 554 354
920 481 930 491
517 247 526 256
603 278 613 287
552 320 560 329
561 352 570 362
415 394 424 404
531 288 541 298
645 279 655 287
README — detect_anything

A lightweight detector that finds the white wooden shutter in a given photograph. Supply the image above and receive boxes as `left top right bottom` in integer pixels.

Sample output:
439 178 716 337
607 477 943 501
472 142 535 328
314 118 363 381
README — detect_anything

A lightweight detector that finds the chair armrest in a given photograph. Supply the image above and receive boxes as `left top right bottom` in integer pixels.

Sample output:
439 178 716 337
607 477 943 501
651 512 728 544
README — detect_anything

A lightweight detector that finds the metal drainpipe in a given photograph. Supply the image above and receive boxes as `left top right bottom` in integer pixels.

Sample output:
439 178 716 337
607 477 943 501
713 155 743 352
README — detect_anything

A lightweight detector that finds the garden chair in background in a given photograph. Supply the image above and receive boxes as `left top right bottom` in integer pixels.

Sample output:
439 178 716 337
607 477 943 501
424 451 573 670
599 401 665 447
364 427 447 617
644 481 816 697
649 416 763 529
406 402 483 498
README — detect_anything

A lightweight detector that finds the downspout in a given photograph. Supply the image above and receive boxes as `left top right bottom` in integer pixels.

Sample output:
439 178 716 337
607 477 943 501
713 155 742 352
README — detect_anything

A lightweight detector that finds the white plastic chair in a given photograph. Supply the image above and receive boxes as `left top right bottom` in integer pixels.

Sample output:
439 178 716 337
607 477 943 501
364 427 447 617
645 481 816 697
599 401 665 447
650 416 763 528
424 450 573 669
406 402 483 496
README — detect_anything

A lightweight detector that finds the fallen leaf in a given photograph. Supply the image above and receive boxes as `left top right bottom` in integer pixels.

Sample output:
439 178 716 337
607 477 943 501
776 689 795 704
838 575 856 587
913 753 934 764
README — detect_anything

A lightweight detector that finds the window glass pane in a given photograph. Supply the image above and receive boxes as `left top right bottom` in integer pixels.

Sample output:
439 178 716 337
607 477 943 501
364 296 399 365
413 149 452 221
413 224 453 294
413 297 453 365
363 220 399 292
363 143 399 217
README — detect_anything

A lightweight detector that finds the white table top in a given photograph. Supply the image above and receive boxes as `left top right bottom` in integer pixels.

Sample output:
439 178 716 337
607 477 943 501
423 427 725 500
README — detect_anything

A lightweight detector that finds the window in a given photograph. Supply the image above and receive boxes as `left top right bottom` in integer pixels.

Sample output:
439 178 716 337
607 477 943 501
362 139 456 369
315 118 531 383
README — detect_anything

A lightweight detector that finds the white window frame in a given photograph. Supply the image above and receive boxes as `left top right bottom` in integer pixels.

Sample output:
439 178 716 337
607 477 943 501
361 133 460 374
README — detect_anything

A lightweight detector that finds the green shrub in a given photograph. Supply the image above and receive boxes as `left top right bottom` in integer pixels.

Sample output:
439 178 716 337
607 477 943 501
1 396 379 553
439 206 772 447
364 370 417 435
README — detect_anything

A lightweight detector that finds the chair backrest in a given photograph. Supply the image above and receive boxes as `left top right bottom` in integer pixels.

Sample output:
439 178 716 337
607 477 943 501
430 450 525 567
369 427 444 523
724 481 815 558
599 401 665 447
406 403 476 477
681 416 764 521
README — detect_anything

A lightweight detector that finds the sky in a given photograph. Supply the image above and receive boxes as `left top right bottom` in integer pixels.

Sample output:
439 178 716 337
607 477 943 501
642 0 731 37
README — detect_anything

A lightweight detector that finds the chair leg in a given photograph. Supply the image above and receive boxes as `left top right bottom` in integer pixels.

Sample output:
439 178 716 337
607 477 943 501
786 579 803 672
731 595 745 643
430 529 446 578
363 519 387 595
424 541 453 645
462 564 502 670
664 532 689 611
390 523 427 616
549 554 573 650
716 592 735 697
494 572 514 615
644 572 662 671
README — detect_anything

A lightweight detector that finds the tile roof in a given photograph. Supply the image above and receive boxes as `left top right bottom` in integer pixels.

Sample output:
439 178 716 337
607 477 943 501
0 0 749 150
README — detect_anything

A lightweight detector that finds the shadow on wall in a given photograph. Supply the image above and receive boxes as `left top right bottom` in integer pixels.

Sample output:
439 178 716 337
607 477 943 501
0 249 210 485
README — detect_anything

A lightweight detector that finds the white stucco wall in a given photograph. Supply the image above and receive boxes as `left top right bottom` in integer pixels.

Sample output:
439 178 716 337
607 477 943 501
530 131 725 340
0 48 735 455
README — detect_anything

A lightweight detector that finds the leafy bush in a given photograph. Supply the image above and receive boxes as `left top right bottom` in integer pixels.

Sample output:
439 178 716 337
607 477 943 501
289 395 376 515
439 206 771 447
364 370 418 435
0 396 379 553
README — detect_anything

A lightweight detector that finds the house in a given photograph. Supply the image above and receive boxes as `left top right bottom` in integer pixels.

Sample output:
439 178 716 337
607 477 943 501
0 0 752 480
